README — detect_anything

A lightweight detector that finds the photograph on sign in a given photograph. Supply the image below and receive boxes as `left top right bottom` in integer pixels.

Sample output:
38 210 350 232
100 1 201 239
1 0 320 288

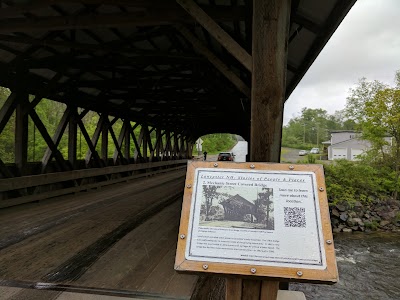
185 168 326 270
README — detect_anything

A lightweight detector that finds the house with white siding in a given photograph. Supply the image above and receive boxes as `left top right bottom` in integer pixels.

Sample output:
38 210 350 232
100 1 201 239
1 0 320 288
326 131 392 161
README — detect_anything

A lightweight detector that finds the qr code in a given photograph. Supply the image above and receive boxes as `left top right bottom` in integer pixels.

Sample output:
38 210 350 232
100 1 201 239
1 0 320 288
284 207 306 228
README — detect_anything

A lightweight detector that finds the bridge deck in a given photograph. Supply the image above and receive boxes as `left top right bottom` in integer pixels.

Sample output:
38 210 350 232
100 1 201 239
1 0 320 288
0 169 198 299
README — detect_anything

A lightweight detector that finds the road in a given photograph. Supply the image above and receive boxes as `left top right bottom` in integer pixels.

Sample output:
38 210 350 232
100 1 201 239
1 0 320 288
205 143 300 163
230 141 248 162
281 147 302 163
204 141 248 162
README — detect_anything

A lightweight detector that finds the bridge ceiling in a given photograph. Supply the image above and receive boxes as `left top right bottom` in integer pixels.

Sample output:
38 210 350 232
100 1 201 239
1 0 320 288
0 0 355 139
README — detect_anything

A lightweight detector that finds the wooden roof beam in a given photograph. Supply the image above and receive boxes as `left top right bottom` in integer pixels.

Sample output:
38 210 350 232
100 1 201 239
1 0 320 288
0 7 246 33
176 25 250 98
26 54 204 69
176 0 252 72
292 14 322 35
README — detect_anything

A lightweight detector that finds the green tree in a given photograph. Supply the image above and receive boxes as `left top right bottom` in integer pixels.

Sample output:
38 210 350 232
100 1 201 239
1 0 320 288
0 87 14 163
254 188 274 229
345 70 400 200
345 77 387 123
203 185 220 220
363 88 400 199
282 107 349 149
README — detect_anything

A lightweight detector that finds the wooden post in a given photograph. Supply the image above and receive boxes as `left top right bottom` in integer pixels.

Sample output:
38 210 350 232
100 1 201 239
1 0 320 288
101 115 109 165
250 0 291 163
68 107 78 168
15 68 29 175
228 0 291 299
15 100 28 174
124 120 131 162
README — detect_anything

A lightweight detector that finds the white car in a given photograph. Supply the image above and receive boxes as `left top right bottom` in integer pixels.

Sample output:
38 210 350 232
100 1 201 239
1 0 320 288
310 148 320 154
298 150 308 156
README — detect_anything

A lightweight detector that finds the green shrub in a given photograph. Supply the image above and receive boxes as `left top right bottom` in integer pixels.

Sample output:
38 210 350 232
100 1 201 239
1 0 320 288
194 134 237 155
364 220 379 231
307 154 316 164
324 159 396 206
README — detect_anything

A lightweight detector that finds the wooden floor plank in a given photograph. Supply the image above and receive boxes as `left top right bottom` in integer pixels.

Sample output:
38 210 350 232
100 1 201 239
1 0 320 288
0 169 197 299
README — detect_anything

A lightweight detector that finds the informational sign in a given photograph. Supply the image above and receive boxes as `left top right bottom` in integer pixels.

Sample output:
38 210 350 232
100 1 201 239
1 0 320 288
175 161 338 283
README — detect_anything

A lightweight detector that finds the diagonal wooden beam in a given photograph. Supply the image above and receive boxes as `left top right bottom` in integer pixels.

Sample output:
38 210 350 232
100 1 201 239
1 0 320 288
0 92 18 134
134 126 145 162
130 124 143 162
176 25 250 98
42 108 72 172
0 158 14 178
28 108 70 172
176 0 252 72
112 121 128 164
77 117 102 167
84 114 106 164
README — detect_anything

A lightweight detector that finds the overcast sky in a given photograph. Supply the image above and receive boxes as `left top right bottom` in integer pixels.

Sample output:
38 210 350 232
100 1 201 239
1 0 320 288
283 0 400 125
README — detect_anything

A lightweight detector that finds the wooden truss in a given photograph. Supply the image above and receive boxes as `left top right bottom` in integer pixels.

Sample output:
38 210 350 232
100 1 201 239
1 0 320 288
0 89 192 207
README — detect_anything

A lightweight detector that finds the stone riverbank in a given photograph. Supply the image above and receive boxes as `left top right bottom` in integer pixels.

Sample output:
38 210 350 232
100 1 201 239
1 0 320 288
330 198 400 233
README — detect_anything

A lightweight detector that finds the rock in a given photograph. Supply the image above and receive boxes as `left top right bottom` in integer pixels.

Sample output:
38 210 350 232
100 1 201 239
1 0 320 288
339 212 348 222
332 228 341 233
332 218 340 226
352 217 364 226
351 226 359 231
342 228 352 233
371 216 381 222
331 208 340 218
338 224 345 230
364 214 370 219
336 204 346 212
388 199 400 206
380 220 390 227
346 218 355 227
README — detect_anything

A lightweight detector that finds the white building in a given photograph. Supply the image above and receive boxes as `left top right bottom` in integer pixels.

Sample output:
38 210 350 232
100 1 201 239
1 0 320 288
325 131 392 161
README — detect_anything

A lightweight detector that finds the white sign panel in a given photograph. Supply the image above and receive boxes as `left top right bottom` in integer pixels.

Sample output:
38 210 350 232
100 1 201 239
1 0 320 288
196 138 203 152
185 168 326 270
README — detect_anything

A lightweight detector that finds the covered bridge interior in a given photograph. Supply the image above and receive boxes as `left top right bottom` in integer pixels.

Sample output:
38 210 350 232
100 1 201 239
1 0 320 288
0 0 356 299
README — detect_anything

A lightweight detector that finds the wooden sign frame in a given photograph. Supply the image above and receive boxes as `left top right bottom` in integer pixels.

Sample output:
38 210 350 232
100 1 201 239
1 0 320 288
175 161 338 283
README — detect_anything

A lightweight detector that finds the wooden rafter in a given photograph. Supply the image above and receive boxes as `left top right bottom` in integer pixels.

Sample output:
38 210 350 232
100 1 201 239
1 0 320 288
0 7 246 33
176 0 252 72
176 25 250 98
